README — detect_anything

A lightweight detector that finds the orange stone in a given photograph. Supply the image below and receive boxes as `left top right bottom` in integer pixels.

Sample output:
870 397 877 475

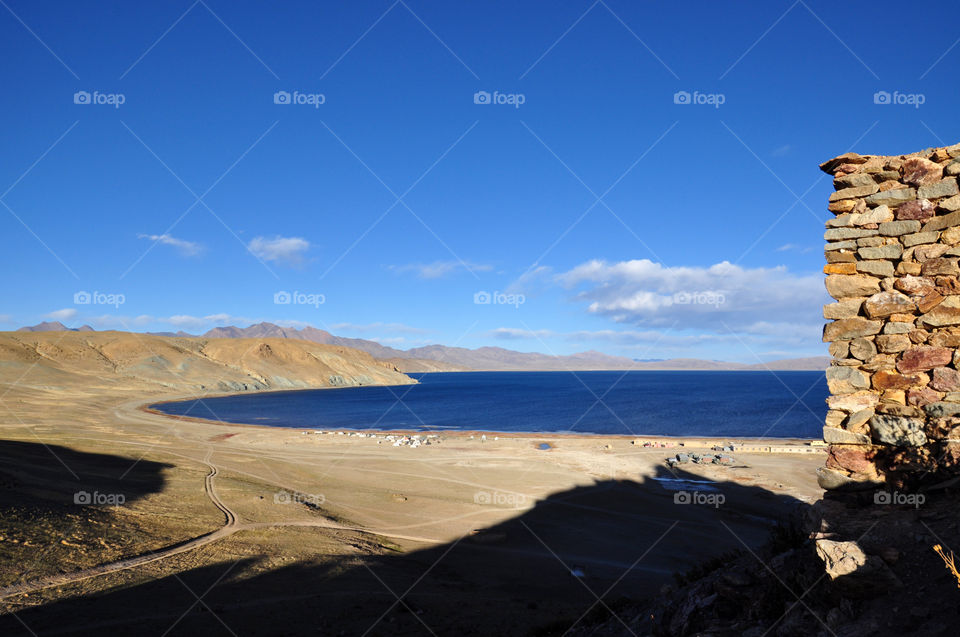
873 369 927 390
824 263 858 275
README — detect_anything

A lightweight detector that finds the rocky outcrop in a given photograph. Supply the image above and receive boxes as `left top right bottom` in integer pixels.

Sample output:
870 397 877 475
821 142 960 489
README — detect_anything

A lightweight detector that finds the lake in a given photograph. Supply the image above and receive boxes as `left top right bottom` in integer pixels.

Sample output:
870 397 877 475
150 370 828 438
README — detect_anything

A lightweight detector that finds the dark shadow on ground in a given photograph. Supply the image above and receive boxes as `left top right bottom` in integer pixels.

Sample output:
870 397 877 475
0 465 809 636
0 439 171 508
0 439 173 590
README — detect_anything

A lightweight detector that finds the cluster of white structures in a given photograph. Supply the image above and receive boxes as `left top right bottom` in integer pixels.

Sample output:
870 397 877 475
299 430 443 447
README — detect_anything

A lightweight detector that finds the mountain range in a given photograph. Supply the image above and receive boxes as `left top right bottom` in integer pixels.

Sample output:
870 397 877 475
13 321 829 371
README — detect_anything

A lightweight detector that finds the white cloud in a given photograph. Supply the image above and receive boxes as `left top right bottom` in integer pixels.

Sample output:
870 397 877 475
45 308 77 321
492 327 727 347
138 234 202 256
557 259 827 331
489 327 555 340
488 325 827 361
84 314 150 330
0 314 12 324
164 315 207 328
506 265 553 295
771 144 792 157
372 336 432 347
776 243 813 254
248 236 310 266
164 314 255 328
389 260 493 279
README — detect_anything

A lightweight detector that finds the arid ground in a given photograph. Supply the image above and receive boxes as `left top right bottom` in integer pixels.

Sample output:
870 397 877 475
0 331 824 635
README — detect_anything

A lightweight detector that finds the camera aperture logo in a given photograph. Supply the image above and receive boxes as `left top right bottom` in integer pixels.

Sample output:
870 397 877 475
74 490 126 506
473 290 525 308
673 490 724 508
274 290 325 307
74 290 125 308
474 490 526 507
74 90 125 108
273 90 326 108
274 490 325 506
873 91 924 108
874 490 924 508
673 90 725 108
473 90 526 109
672 290 725 308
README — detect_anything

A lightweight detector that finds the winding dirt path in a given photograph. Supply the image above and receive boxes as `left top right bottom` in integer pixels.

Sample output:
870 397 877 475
0 449 442 602
0 453 236 601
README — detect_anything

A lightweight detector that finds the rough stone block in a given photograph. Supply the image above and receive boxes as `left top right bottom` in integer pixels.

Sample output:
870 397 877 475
865 188 916 207
823 318 883 342
869 414 927 446
918 177 959 200
897 346 952 372
896 199 935 221
879 220 921 236
901 157 944 186
823 298 864 319
863 291 915 318
825 275 881 299
903 231 939 247
919 296 960 327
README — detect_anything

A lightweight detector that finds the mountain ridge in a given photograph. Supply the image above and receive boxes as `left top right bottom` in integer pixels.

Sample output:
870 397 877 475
13 321 830 371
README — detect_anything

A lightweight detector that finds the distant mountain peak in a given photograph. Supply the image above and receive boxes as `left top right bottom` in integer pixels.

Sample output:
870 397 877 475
17 321 96 333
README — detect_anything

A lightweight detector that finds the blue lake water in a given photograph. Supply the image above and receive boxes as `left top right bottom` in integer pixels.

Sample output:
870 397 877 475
151 371 828 438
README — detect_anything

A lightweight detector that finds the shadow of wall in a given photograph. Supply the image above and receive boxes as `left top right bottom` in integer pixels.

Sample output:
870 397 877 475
0 465 808 636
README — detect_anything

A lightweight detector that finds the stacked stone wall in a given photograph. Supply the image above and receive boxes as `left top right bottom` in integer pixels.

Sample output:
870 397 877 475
820 143 960 491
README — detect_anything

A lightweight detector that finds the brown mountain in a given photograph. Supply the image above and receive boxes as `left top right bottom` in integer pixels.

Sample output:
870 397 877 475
17 321 95 333
204 323 406 359
0 330 412 395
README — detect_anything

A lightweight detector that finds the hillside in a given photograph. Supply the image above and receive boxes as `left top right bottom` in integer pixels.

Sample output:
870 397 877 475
0 331 413 395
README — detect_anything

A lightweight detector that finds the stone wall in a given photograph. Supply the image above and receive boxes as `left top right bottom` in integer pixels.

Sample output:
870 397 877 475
820 143 960 491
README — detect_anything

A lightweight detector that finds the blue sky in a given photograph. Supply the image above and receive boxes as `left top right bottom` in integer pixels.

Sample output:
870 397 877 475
1 0 957 361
